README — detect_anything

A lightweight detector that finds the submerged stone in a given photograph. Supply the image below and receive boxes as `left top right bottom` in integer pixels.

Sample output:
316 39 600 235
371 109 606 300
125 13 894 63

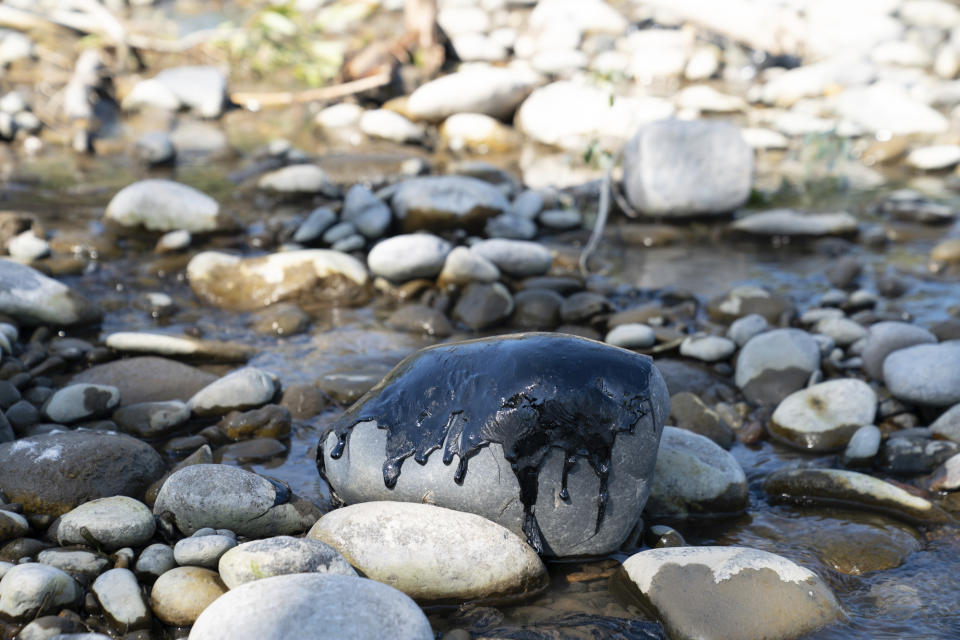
318 332 669 557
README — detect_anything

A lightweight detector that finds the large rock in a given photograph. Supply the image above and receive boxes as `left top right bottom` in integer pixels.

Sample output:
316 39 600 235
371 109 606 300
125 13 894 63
105 180 220 232
153 464 317 537
187 250 368 311
71 357 217 406
515 81 674 151
366 234 452 281
883 342 960 407
0 431 165 516
407 66 537 121
319 333 669 557
769 379 877 451
645 427 748 519
218 536 355 589
621 119 753 217
188 574 433 640
735 329 821 405
862 322 938 380
0 260 100 326
309 502 547 601
614 546 841 640
391 176 508 232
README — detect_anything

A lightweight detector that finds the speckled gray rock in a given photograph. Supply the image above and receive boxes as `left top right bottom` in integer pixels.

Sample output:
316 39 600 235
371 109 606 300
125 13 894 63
438 246 500 285
646 427 748 518
112 401 190 438
36 549 110 581
391 176 508 232
884 342 960 407
174 534 237 568
42 384 120 424
188 574 433 640
218 536 355 588
187 368 278 417
0 431 165 516
727 313 768 346
0 563 81 620
92 568 151 630
134 543 176 581
470 238 552 277
153 464 317 537
56 496 155 550
105 180 220 232
309 502 547 601
367 234 452 281
605 323 656 349
680 334 736 362
0 260 101 326
615 546 841 640
770 379 877 451
862 322 938 380
342 185 391 239
622 119 753 217
735 329 821 405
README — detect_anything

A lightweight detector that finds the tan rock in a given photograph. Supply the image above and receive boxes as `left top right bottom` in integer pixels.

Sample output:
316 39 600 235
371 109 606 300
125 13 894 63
150 567 227 626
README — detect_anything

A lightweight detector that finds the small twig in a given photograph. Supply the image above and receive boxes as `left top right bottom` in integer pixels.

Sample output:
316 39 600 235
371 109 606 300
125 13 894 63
579 148 625 277
230 71 392 110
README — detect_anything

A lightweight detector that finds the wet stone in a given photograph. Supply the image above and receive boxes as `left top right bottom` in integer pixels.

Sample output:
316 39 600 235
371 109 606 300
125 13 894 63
217 536 356 589
174 534 236 568
315 365 389 405
0 431 165 516
510 289 563 331
763 468 953 524
615 546 841 640
55 496 155 551
452 282 514 331
391 176 508 232
42 384 119 424
669 392 735 449
218 404 291 441
112 401 190 439
735 329 821 405
707 286 792 324
189 573 433 640
645 427 748 519
0 260 101 326
71 357 217 406
279 383 329 421
879 437 960 475
471 239 553 277
843 424 882 465
309 502 548 602
861 322 937 380
770 379 877 451
559 292 611 325
251 303 310 337
319 333 670 557
385 304 454 337
217 437 287 464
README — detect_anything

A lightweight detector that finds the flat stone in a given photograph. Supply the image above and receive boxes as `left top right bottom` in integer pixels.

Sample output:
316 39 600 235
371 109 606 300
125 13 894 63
770 379 877 451
56 496 155 551
861 322 937 380
615 546 841 640
174 534 236 568
407 66 536 121
189 574 433 640
104 332 255 361
71 357 217 406
367 233 452 281
153 464 317 537
187 367 278 417
622 119 752 217
186 250 368 311
92 568 151 630
732 209 858 235
0 563 81 620
679 334 736 362
105 180 220 232
42 384 120 424
884 342 960 407
309 502 547 602
0 431 165 516
605 323 656 349
646 427 748 518
149 566 226 626
217 536 356 589
763 468 953 524
470 239 552 277
391 176 508 232
834 84 948 136
735 329 821 405
906 144 960 170
36 548 110 581
0 260 100 326
257 164 336 196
